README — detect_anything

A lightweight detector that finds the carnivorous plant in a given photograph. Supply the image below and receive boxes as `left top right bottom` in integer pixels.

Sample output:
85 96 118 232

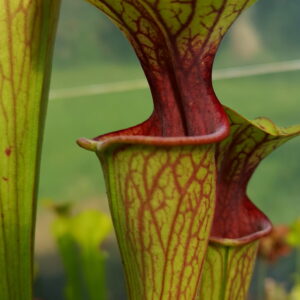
78 0 300 299
0 1 61 298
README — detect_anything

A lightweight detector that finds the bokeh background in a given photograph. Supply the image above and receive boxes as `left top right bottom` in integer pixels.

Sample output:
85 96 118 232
35 0 300 299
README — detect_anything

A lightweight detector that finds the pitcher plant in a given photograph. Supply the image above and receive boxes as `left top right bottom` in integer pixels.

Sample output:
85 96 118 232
0 1 61 298
77 0 300 299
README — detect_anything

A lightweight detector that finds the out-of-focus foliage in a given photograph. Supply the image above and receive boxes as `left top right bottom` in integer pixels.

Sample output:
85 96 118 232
52 207 112 300
255 221 300 300
258 225 291 263
265 279 300 300
290 285 300 300
253 0 300 59
287 219 300 248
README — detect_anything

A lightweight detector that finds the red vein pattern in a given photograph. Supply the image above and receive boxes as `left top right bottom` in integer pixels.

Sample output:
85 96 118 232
0 1 61 298
197 108 300 300
77 1 300 299
88 0 256 137
100 143 216 299
211 107 300 244
78 107 300 300
199 242 258 300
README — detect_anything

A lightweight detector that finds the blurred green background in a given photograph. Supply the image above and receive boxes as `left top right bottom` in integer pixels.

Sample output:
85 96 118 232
35 0 300 299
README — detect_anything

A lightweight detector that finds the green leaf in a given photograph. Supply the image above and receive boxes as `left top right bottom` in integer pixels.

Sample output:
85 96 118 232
0 1 61 299
71 210 112 249
52 210 112 300
290 283 300 300
287 219 300 248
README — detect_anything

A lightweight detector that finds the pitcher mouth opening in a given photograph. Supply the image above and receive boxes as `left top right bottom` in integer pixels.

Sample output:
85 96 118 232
209 202 273 247
77 111 230 152
209 222 272 247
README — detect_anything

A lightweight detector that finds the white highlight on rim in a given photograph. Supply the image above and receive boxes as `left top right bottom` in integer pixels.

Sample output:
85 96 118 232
50 59 300 101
